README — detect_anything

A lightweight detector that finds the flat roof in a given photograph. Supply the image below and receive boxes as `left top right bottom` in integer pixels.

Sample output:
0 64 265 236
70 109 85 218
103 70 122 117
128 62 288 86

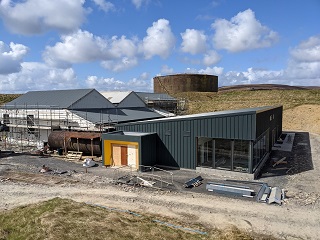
105 131 155 136
117 105 282 125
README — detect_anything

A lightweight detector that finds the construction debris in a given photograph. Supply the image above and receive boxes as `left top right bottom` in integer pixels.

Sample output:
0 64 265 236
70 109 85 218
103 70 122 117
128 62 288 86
256 184 285 205
136 176 155 187
206 179 285 205
268 187 283 204
82 158 96 167
39 165 51 173
272 157 287 167
184 176 203 188
206 182 255 197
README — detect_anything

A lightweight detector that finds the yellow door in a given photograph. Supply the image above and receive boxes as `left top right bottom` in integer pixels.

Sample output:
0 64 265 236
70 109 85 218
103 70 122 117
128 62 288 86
112 144 122 166
127 145 137 167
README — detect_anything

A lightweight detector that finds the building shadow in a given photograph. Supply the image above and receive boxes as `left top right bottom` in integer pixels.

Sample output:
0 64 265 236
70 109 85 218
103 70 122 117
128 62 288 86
259 131 313 179
156 138 180 169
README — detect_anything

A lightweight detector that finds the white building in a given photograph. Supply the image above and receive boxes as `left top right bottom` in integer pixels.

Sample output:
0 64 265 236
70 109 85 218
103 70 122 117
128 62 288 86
0 89 164 147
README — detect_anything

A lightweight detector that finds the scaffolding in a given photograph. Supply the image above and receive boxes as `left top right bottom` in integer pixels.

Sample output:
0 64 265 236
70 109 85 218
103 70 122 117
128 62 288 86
143 97 187 115
0 104 105 152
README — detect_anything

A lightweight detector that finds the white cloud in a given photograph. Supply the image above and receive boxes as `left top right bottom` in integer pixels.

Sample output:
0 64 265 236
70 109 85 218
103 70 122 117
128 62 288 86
290 35 320 62
198 66 224 76
216 35 320 86
92 0 115 12
212 9 278 52
140 72 149 80
127 78 150 91
142 19 175 59
42 19 175 71
161 65 174 74
109 36 138 58
217 68 284 87
203 50 221 66
0 0 87 35
132 0 150 9
0 62 78 93
43 30 109 68
85 75 152 91
0 41 28 74
285 35 320 82
180 29 207 55
85 76 126 90
101 57 138 72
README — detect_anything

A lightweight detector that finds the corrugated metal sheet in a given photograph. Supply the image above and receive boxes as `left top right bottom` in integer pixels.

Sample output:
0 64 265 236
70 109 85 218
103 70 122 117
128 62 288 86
116 106 282 169
3 89 114 109
71 90 115 109
71 107 164 124
117 113 256 169
118 106 277 125
117 92 147 108
135 92 177 101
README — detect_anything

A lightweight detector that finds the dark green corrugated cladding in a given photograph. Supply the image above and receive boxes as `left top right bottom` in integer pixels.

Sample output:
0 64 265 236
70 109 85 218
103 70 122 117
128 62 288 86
104 106 283 174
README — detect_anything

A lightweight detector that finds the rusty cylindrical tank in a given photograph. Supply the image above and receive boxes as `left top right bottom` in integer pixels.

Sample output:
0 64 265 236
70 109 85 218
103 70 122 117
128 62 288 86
154 74 218 94
48 131 102 156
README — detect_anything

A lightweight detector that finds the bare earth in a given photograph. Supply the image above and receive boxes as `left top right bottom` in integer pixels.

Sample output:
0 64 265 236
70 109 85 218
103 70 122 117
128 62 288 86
1 104 320 239
283 104 320 135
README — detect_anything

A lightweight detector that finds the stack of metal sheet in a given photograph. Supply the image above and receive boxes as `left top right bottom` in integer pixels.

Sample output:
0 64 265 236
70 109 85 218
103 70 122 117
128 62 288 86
206 182 255 197
184 176 203 188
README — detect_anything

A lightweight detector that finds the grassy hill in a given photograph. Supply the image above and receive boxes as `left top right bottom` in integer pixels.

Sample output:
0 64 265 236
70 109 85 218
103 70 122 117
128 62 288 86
0 94 21 105
174 89 320 115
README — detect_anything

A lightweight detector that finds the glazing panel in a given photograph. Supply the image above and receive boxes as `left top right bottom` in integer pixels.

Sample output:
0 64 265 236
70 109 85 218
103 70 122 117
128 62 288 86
215 139 232 170
197 137 213 167
233 140 249 172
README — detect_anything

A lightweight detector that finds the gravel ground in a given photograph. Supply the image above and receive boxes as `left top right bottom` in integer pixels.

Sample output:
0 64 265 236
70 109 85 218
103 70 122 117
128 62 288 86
1 131 320 239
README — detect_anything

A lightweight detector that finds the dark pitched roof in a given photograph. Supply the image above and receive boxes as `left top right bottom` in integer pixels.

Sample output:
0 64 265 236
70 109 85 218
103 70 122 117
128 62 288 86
135 92 177 101
71 107 164 124
2 89 114 109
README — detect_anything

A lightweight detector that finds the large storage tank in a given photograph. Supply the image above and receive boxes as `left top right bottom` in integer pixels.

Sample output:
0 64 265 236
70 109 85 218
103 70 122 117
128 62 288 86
48 131 102 156
154 74 218 94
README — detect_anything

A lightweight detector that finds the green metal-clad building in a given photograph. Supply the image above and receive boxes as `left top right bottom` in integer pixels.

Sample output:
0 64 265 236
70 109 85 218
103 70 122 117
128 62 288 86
102 106 282 177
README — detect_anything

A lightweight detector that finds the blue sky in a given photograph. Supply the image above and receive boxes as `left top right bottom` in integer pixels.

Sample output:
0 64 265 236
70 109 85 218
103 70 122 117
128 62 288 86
0 0 319 93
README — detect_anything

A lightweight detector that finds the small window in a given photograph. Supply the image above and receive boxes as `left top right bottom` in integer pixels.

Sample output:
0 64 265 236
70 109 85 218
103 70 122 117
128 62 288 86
3 114 10 124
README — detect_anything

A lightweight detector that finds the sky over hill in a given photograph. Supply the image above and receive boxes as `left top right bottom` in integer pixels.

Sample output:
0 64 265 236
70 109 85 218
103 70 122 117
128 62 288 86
0 0 319 93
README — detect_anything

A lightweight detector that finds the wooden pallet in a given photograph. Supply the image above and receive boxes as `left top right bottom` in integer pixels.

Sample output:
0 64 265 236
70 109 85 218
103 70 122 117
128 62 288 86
65 151 83 161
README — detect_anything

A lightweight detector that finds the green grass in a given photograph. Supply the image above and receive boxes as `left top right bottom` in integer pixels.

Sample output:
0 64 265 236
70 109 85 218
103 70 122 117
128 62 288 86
174 89 320 114
0 198 276 240
0 94 21 106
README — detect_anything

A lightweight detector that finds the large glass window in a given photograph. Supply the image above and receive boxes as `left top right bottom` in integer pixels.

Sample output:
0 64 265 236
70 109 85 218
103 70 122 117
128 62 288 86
215 139 232 170
197 137 250 173
233 140 249 172
197 137 213 167
253 134 267 171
